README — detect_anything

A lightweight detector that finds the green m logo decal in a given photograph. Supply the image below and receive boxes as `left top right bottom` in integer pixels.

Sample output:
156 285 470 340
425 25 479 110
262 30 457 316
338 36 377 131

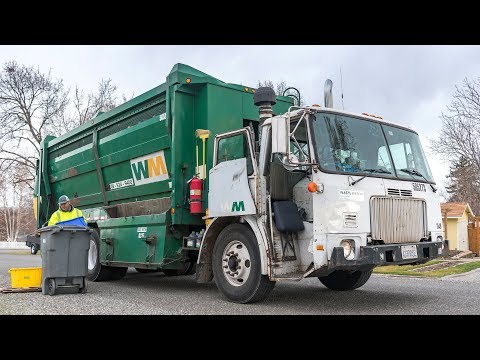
231 201 245 212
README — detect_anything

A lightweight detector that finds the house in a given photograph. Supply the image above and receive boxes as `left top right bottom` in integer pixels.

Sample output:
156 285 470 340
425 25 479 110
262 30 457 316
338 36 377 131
440 202 474 251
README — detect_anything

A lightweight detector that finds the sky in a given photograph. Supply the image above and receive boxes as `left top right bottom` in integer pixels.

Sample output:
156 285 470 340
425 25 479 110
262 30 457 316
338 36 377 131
1 45 477 196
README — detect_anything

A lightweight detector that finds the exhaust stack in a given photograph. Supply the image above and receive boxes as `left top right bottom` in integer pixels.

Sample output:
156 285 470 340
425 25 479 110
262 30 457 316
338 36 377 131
254 87 277 125
324 79 333 108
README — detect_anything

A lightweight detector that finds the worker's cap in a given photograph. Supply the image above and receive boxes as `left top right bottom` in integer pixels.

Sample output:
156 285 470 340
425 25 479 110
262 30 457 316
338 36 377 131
58 195 70 204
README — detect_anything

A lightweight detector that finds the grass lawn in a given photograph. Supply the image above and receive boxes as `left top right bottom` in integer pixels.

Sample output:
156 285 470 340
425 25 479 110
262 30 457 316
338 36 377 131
373 259 480 277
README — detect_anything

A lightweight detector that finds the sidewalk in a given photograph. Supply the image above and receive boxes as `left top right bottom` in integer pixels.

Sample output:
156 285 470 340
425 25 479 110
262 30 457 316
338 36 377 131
442 267 480 282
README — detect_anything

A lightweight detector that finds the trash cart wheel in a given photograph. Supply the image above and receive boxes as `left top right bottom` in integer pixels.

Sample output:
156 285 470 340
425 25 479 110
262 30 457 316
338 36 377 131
48 278 56 296
79 279 87 294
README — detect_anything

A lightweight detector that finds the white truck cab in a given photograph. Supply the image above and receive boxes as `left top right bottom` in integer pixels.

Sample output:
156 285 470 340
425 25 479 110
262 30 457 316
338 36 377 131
201 85 444 303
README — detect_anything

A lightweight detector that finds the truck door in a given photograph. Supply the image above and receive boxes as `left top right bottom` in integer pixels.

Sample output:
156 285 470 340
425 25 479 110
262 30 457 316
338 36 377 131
208 128 258 217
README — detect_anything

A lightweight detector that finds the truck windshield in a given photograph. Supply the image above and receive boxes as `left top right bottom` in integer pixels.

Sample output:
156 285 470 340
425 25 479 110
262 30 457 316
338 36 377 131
311 112 434 183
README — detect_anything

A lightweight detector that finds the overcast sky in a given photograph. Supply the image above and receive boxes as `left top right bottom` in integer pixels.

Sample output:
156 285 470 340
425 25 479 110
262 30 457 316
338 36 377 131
1 45 477 195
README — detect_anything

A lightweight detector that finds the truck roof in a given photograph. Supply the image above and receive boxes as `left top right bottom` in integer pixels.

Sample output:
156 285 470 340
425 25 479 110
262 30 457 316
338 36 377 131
273 106 419 135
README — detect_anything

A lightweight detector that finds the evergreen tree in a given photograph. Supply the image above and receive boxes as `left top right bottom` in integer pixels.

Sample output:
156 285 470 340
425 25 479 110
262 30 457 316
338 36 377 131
445 156 480 215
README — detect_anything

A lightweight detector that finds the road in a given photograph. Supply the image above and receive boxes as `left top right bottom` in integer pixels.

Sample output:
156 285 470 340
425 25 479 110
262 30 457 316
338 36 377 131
1 249 480 315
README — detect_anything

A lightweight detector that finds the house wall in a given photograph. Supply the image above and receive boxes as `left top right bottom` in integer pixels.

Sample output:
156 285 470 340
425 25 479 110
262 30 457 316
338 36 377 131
445 211 470 250
457 219 469 251
446 218 458 250
457 211 470 251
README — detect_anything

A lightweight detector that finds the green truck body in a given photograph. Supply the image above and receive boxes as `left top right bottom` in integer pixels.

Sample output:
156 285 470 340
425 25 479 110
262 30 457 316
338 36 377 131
34 63 292 274
33 63 444 304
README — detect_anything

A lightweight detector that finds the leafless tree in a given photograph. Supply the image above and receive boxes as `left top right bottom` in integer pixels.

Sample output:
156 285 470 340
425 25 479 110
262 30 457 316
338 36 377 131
0 171 34 242
0 60 129 239
59 78 135 132
73 78 117 126
430 77 480 212
0 61 69 188
0 61 129 188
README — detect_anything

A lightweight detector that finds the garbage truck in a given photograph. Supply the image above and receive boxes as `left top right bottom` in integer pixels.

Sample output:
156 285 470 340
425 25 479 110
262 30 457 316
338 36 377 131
32 63 445 303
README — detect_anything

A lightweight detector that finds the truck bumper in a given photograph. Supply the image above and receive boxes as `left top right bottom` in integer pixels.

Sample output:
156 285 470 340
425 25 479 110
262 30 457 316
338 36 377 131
328 241 443 270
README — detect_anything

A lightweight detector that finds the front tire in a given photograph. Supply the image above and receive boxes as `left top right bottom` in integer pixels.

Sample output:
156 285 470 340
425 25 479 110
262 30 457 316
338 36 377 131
319 269 373 291
212 224 275 304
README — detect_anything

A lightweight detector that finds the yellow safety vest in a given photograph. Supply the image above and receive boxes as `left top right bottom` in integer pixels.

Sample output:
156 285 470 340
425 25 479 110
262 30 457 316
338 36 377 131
48 207 86 226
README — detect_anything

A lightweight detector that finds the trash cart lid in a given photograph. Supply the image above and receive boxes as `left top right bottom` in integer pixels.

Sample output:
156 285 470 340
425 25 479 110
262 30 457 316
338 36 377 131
38 225 91 233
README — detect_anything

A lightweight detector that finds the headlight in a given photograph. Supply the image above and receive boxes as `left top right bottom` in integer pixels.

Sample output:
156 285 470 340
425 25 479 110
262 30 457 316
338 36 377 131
341 239 355 260
436 236 444 254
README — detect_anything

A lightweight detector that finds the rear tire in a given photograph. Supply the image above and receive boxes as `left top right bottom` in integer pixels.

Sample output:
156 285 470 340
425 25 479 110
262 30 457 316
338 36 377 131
212 224 275 304
135 268 159 273
87 229 114 282
108 267 128 280
318 269 373 291
163 262 196 276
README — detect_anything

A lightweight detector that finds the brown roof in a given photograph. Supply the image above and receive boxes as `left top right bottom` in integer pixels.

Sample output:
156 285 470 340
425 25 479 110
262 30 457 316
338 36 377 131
440 202 474 218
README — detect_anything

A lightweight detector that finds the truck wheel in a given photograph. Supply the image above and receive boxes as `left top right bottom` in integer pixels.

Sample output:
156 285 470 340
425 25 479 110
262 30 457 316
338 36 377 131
79 279 87 294
31 244 38 255
212 224 275 304
135 268 159 273
162 262 196 276
108 267 128 280
87 229 112 282
318 269 373 291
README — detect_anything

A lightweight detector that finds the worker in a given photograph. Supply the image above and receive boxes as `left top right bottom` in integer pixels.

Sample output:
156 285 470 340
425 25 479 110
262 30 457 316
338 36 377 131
47 195 87 227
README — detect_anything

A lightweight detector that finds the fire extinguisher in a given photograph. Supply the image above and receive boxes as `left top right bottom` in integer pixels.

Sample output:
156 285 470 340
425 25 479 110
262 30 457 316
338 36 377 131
189 176 203 214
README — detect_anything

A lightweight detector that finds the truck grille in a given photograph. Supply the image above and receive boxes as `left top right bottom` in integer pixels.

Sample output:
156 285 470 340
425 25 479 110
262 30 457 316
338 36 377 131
387 188 412 197
370 196 427 243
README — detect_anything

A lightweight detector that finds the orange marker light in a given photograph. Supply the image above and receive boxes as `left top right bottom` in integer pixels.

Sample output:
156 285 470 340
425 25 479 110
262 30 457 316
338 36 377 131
307 182 318 193
244 87 249 92
316 245 324 251
186 78 191 83
171 207 175 214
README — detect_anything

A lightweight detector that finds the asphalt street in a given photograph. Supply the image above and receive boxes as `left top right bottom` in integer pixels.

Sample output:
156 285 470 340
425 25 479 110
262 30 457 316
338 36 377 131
1 250 479 315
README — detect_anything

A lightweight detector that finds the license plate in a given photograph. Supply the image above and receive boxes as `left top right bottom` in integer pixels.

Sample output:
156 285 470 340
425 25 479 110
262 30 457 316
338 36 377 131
401 245 417 260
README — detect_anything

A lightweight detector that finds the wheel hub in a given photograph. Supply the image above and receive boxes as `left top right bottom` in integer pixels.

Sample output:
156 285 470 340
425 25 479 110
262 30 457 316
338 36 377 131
222 240 251 287
227 256 239 271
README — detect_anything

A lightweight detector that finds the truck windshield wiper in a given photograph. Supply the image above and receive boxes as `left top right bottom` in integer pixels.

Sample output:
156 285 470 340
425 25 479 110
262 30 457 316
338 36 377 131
350 168 392 186
399 168 437 192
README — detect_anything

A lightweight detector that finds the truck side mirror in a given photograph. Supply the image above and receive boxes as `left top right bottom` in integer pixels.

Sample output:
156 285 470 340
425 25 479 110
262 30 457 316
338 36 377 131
271 116 289 155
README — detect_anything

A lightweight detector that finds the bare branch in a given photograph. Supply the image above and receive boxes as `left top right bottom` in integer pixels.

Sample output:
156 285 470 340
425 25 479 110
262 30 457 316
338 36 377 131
0 60 69 189
430 76 480 214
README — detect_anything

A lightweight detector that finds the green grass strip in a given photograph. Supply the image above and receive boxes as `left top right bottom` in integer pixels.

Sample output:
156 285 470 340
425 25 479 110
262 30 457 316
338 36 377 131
373 260 480 277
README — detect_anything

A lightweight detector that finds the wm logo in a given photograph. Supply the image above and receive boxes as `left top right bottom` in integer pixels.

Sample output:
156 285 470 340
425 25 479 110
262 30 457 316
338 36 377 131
130 150 169 185
231 201 245 212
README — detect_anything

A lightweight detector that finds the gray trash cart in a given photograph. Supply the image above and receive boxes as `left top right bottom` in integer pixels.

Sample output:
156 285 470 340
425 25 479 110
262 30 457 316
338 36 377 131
39 225 91 296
